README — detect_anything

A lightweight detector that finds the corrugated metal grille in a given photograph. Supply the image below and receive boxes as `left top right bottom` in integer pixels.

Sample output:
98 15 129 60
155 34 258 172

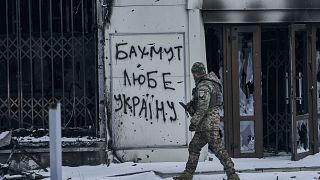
262 28 291 153
0 0 98 136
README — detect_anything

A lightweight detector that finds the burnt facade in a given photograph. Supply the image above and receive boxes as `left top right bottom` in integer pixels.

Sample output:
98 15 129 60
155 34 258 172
202 0 320 160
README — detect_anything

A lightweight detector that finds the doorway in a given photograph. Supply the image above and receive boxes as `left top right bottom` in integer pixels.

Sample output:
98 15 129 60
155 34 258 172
290 24 313 160
205 24 318 159
230 26 263 158
261 26 291 155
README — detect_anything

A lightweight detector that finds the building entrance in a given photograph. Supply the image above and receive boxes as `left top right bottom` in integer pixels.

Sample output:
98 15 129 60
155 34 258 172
205 24 318 159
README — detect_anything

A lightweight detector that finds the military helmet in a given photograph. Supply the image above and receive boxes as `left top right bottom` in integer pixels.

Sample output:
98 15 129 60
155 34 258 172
191 62 206 74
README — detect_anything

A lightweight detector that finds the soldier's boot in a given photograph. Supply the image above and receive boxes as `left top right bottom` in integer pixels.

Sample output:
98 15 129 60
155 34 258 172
175 150 199 180
225 165 239 180
227 173 240 180
173 171 193 180
223 160 239 180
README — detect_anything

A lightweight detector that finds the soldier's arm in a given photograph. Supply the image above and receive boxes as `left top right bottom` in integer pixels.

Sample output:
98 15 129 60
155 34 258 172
190 85 211 126
186 88 196 116
186 101 195 116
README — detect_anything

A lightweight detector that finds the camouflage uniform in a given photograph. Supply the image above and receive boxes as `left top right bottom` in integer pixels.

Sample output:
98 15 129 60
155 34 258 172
175 62 239 180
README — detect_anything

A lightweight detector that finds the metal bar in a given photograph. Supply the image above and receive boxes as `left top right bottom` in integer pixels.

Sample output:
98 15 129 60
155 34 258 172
17 0 22 128
81 0 87 127
285 64 290 153
29 0 34 126
39 0 44 127
84 1 88 34
71 0 76 127
11 1 15 34
66 2 70 33
50 0 54 101
5 0 11 129
286 72 289 104
298 72 302 104
276 60 279 153
266 58 269 151
60 0 65 126
285 72 289 153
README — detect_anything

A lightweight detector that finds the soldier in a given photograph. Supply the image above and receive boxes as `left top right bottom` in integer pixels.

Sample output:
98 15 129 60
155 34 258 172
174 62 240 180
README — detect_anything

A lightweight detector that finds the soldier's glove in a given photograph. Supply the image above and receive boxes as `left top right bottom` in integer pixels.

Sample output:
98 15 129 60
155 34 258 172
186 102 195 116
219 128 223 138
189 123 196 131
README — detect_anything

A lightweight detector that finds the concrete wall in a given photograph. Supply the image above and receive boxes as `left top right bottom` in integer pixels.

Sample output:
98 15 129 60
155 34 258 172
104 0 207 162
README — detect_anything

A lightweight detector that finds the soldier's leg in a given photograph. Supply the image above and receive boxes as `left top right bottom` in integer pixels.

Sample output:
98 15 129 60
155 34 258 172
185 131 207 174
206 131 239 180
174 132 207 180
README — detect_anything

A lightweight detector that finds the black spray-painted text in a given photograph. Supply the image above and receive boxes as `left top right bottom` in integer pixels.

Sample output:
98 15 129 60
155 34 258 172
114 94 177 122
115 43 183 62
123 70 175 90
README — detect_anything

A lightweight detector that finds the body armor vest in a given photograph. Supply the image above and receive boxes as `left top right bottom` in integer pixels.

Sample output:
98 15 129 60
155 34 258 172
193 79 223 110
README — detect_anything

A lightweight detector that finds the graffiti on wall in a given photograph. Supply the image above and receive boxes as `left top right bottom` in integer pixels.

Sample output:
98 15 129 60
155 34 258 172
113 68 178 122
110 33 187 148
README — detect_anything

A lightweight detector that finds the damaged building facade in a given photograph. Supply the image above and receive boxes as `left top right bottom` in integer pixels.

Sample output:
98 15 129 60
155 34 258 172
1 0 320 166
0 0 105 167
105 0 320 162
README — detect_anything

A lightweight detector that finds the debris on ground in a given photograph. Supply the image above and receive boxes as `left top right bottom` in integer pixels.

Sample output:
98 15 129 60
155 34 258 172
0 162 48 179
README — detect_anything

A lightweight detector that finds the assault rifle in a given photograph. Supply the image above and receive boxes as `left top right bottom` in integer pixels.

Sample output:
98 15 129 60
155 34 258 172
179 102 193 117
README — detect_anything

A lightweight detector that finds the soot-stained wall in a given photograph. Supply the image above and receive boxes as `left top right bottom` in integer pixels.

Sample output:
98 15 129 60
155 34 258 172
103 0 207 162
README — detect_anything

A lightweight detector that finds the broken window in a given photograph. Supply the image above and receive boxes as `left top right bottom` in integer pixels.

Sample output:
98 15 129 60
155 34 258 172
238 33 254 116
296 119 309 153
240 121 255 153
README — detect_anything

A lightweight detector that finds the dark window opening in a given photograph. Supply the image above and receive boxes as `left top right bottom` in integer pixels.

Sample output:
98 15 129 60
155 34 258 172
0 0 98 137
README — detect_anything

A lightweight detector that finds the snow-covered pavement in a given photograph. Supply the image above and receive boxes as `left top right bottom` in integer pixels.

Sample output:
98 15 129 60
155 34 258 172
37 152 320 180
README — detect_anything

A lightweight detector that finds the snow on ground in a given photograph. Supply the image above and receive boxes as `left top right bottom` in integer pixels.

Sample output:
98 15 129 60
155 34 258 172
17 136 102 143
0 131 10 140
36 152 320 180
190 171 320 180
